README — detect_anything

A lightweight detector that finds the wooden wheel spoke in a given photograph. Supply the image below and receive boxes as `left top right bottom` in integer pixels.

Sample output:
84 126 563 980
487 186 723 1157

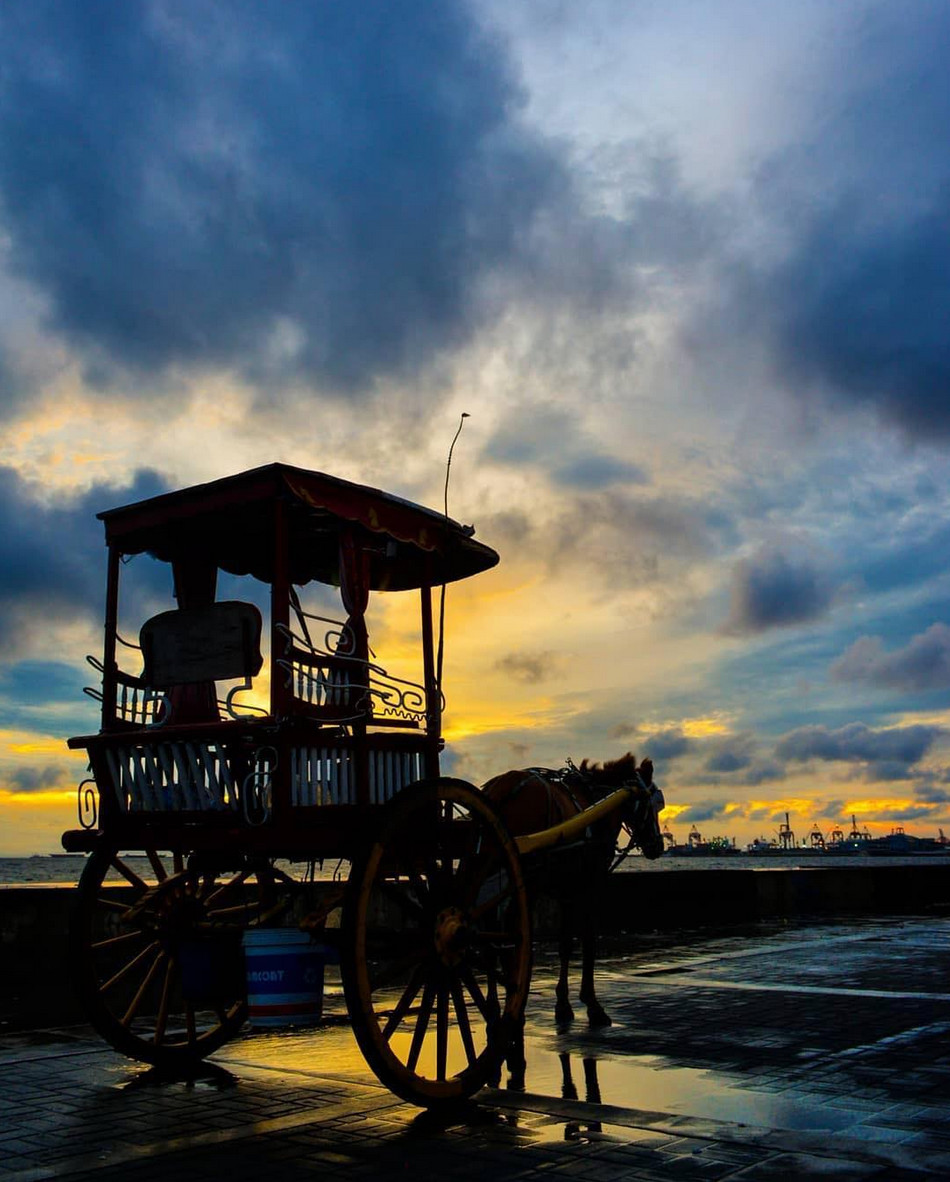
469 879 515 923
369 944 428 993
459 966 496 1022
111 857 149 892
424 854 447 895
204 900 259 921
153 958 174 1045
91 929 148 952
406 982 435 1073
470 929 511 944
450 980 478 1066
100 940 161 994
146 850 168 882
172 851 185 874
96 894 135 915
121 950 166 1027
203 868 251 907
436 986 449 1081
382 963 427 1039
486 963 500 1017
457 854 503 906
378 879 426 920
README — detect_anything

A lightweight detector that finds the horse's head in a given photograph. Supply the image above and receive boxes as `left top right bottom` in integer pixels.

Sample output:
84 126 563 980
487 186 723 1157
621 758 665 860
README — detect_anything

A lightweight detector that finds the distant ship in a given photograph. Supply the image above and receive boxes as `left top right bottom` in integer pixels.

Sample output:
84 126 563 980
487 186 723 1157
662 824 742 857
662 815 950 858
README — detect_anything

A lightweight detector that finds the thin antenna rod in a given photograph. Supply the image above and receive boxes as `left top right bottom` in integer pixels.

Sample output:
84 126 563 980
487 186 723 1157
437 412 470 693
444 412 470 519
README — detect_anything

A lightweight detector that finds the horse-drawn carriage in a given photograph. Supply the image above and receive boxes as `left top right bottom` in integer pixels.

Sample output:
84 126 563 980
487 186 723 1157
61 463 662 1106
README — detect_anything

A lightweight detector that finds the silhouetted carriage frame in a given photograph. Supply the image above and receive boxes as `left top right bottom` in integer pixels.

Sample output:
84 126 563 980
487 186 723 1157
61 463 540 1106
62 463 648 1107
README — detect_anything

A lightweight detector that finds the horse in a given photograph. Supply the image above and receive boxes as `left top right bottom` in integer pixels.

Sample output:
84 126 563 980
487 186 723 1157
482 753 664 1028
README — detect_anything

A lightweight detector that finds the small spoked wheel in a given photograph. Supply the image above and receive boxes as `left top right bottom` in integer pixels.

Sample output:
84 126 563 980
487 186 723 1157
342 779 532 1107
71 842 287 1067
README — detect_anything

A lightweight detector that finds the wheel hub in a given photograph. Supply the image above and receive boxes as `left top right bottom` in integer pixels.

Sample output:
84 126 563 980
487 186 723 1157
433 906 469 966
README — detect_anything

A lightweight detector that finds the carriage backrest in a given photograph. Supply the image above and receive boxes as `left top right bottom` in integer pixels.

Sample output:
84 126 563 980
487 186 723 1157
140 601 263 689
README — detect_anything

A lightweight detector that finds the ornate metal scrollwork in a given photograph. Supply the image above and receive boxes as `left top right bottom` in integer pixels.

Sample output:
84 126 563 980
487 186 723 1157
242 746 278 826
78 778 99 829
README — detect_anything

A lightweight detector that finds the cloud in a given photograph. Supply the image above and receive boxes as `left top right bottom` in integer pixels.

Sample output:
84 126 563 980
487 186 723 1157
724 545 835 635
0 465 168 656
716 4 950 442
831 624 950 693
774 722 942 768
915 784 950 805
553 455 647 491
6 765 68 794
702 732 755 774
484 406 648 490
676 800 727 824
494 650 560 685
0 1 571 407
636 727 691 761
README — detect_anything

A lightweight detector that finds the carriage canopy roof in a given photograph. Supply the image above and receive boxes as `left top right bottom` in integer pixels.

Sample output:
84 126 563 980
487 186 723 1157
98 463 499 591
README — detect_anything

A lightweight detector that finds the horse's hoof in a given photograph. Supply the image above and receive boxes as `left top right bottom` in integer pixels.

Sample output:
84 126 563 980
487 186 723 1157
555 1002 575 1024
587 1007 612 1028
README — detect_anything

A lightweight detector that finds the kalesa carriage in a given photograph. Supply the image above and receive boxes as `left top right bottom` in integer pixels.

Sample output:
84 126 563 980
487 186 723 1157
61 463 664 1107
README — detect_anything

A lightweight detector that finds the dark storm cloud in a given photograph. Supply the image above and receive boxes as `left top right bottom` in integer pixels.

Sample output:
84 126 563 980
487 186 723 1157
724 5 950 441
0 1 567 406
676 800 726 824
553 455 647 491
774 722 941 768
735 760 785 787
0 661 86 706
724 547 835 635
916 784 950 805
481 482 734 598
484 407 648 490
494 651 560 685
637 727 691 761
7 765 68 794
766 200 950 438
0 466 167 655
702 732 755 775
831 624 950 693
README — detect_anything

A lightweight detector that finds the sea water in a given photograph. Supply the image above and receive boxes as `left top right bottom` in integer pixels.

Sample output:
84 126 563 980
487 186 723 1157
3 851 950 887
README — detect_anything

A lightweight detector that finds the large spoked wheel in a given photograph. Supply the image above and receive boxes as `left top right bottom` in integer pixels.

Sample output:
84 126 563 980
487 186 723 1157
71 842 287 1067
342 778 532 1107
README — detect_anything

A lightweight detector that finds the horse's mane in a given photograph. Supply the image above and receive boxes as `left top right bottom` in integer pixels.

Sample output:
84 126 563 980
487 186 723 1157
577 752 640 786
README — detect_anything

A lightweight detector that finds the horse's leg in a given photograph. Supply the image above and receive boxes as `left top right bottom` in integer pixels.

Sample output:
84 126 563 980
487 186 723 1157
559 1052 577 1100
578 907 612 1027
506 1015 526 1090
555 904 575 1023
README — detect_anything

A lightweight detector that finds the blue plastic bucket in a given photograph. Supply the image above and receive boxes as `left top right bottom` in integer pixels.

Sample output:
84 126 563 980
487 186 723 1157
242 929 332 1027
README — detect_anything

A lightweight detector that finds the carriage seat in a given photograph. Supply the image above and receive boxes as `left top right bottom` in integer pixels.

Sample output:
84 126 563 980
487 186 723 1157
139 601 263 721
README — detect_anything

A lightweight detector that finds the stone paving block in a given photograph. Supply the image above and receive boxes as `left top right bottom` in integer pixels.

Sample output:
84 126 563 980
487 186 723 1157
728 1152 882 1178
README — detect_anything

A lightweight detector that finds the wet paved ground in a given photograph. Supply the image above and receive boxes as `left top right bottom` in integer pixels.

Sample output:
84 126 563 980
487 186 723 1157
4 916 950 1180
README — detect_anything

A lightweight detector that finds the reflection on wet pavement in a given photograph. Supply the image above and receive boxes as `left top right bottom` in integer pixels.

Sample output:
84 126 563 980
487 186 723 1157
5 917 950 1179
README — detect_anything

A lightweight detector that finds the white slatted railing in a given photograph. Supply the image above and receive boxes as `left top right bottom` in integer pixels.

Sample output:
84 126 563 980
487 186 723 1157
291 746 355 806
105 742 237 812
368 750 424 805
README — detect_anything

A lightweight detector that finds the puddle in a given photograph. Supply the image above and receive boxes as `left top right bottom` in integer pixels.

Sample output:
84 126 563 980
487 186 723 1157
511 1045 859 1133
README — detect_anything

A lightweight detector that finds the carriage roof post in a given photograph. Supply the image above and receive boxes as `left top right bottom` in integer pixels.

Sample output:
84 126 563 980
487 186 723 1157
420 571 441 781
270 493 292 816
100 543 121 732
339 526 371 806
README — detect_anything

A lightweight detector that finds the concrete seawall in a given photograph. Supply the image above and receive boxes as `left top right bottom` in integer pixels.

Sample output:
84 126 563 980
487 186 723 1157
4 864 950 1030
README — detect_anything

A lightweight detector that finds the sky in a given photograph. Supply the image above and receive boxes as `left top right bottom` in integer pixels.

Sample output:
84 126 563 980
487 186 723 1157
2 0 950 853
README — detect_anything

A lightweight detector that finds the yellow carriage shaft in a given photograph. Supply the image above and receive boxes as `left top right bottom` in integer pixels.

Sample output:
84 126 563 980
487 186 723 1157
514 786 634 857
